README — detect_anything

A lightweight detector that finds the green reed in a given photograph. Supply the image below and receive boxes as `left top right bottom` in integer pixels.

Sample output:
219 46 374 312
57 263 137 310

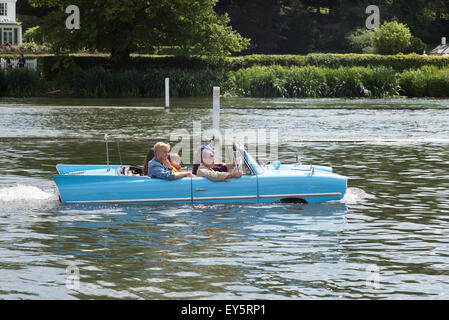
2 69 47 97
5 63 447 98
400 66 449 97
71 67 223 97
226 65 399 98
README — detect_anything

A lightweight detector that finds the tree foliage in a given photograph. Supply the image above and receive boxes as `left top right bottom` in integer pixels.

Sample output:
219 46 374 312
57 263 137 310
28 0 250 61
345 28 375 54
24 0 449 55
373 21 412 55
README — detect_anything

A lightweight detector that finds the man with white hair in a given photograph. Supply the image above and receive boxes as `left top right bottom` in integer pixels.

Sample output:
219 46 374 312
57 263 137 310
192 144 233 175
148 142 192 180
197 147 242 182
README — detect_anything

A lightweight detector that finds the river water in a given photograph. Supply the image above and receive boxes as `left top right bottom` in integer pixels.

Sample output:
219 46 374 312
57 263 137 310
0 97 448 299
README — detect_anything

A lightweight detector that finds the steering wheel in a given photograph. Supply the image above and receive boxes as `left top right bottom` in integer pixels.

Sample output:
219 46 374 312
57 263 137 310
231 142 243 174
234 154 243 173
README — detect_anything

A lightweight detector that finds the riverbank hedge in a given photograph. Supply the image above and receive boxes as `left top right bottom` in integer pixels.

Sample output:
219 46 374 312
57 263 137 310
41 53 449 76
2 53 448 80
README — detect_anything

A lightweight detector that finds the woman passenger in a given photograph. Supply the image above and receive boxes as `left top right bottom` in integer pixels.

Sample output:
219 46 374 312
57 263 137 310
143 148 155 176
168 153 183 172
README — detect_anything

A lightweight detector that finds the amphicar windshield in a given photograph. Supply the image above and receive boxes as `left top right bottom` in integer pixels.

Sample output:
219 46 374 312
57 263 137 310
226 142 264 175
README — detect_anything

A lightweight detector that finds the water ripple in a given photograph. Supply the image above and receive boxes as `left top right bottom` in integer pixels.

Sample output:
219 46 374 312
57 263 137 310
1 98 449 299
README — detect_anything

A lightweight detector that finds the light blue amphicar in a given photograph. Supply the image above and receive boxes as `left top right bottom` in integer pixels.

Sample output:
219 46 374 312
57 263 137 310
53 142 347 204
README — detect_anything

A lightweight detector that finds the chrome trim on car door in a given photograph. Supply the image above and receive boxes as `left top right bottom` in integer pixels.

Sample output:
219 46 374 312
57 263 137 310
258 193 342 199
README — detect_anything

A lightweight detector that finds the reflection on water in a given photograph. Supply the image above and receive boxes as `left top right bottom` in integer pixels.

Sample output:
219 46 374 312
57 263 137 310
0 195 350 299
1 97 449 299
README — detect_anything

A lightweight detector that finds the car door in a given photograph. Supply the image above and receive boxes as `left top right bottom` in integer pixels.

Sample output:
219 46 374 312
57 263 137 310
191 174 258 203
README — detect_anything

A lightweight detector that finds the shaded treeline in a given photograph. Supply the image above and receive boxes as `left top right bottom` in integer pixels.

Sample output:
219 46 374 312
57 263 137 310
18 0 449 54
215 0 449 54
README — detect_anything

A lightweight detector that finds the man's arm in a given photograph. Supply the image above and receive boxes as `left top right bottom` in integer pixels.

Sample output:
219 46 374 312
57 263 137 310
197 168 241 181
149 162 176 180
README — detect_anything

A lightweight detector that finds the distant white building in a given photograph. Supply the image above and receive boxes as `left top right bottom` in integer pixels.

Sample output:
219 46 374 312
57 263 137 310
0 0 22 46
430 37 449 56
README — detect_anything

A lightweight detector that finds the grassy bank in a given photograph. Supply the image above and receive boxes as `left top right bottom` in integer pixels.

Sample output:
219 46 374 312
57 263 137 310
70 67 224 97
399 66 449 97
42 65 400 98
1 53 449 98
0 69 47 97
226 65 399 98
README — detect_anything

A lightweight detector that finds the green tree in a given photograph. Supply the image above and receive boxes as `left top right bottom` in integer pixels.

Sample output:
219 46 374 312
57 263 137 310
23 26 45 44
345 27 375 53
373 21 412 54
28 0 250 62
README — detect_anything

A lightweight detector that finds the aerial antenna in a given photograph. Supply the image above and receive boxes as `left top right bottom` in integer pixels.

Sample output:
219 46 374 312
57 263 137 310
212 86 220 142
232 141 240 172
104 134 110 171
211 86 222 162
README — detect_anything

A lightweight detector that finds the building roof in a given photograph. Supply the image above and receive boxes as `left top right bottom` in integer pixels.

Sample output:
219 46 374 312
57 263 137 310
430 44 449 55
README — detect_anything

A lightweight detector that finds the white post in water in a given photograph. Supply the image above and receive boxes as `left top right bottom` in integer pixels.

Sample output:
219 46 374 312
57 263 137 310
212 86 221 162
104 134 110 171
212 86 220 139
165 77 170 108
